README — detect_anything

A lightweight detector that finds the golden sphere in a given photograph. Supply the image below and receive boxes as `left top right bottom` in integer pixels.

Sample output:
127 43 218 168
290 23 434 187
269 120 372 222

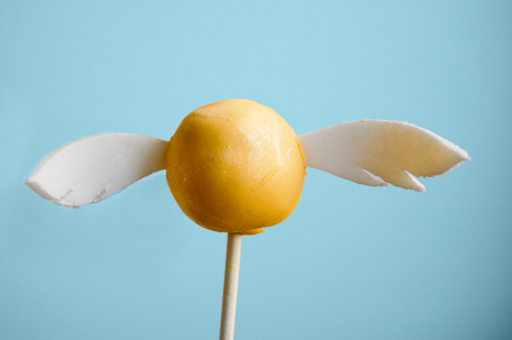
166 99 306 235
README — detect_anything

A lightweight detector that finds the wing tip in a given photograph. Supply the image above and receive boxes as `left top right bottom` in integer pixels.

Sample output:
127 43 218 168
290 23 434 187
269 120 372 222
413 183 426 192
361 169 390 187
26 175 83 208
25 175 53 201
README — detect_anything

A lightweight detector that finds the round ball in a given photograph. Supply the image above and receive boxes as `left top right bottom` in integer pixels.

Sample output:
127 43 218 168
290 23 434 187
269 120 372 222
166 99 306 235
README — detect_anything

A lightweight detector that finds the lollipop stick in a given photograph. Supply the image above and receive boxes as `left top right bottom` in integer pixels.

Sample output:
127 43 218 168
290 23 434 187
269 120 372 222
219 233 242 340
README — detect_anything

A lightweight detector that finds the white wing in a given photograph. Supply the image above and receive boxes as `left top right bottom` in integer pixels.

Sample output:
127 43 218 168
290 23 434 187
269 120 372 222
298 120 469 192
26 134 168 207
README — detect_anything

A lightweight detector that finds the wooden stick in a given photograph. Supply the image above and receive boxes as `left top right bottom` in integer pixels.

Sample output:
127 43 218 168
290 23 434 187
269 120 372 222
219 233 242 340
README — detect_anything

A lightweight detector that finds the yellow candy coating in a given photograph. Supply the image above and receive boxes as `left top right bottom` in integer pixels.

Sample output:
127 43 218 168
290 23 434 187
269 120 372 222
166 99 306 235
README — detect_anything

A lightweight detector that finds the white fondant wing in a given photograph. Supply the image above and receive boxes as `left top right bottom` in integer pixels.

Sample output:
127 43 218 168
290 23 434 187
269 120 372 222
26 134 168 207
298 120 469 191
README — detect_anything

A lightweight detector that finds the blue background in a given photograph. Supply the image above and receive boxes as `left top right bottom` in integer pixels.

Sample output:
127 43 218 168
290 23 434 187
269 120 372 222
1 1 511 339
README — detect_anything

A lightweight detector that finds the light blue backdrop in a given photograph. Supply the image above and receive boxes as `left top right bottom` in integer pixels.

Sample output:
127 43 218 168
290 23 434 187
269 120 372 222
1 1 511 339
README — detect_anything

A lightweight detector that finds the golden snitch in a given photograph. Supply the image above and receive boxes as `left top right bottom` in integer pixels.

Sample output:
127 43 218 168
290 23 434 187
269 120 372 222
26 99 469 234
